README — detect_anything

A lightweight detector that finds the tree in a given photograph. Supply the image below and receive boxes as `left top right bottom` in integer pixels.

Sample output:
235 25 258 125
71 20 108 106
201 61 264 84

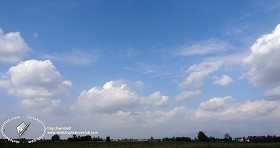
73 134 78 141
106 136 111 142
51 134 60 141
224 133 232 142
198 131 208 142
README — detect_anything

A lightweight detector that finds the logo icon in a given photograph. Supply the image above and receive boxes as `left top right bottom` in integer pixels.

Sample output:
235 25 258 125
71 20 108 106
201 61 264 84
16 121 31 138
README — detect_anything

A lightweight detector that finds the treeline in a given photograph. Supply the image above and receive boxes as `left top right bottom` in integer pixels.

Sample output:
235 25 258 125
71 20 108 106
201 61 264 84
147 131 280 143
49 131 280 143
247 135 280 143
162 137 192 142
67 135 103 141
194 131 280 143
51 134 103 142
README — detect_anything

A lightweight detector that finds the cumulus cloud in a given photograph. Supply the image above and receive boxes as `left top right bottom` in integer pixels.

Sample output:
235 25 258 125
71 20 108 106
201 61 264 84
0 28 30 63
72 80 139 113
213 75 233 86
177 39 230 56
175 90 201 101
0 60 71 98
180 61 222 89
199 96 235 112
140 91 169 107
195 96 280 119
243 24 280 86
0 60 71 113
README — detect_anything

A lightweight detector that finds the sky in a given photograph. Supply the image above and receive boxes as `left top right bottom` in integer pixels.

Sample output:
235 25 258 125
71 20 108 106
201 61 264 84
1 0 280 139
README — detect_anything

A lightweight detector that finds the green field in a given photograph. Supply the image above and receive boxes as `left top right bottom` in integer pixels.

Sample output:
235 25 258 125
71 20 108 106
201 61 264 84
1 142 280 148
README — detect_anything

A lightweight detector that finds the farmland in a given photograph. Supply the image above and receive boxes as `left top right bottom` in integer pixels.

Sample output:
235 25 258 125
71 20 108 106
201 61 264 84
1 141 280 148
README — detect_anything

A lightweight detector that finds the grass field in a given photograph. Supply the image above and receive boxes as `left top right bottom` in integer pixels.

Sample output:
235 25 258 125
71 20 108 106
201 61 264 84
1 141 280 148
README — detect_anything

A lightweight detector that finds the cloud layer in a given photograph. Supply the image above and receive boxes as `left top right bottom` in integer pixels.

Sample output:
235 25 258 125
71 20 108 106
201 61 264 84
2 21 280 138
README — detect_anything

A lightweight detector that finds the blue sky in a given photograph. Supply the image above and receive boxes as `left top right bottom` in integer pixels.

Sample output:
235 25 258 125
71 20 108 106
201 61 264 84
1 0 280 139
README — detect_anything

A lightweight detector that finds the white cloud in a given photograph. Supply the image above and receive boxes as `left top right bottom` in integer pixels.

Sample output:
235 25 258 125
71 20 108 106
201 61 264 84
177 39 230 56
175 90 201 101
0 60 71 113
0 59 71 98
213 75 233 86
199 96 235 112
265 86 280 100
140 91 169 107
180 61 222 89
44 50 98 65
243 24 280 86
72 80 139 113
0 28 30 63
195 96 280 119
237 100 280 117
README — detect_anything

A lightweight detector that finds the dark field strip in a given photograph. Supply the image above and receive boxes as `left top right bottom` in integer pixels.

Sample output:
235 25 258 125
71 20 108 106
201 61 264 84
1 142 280 148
